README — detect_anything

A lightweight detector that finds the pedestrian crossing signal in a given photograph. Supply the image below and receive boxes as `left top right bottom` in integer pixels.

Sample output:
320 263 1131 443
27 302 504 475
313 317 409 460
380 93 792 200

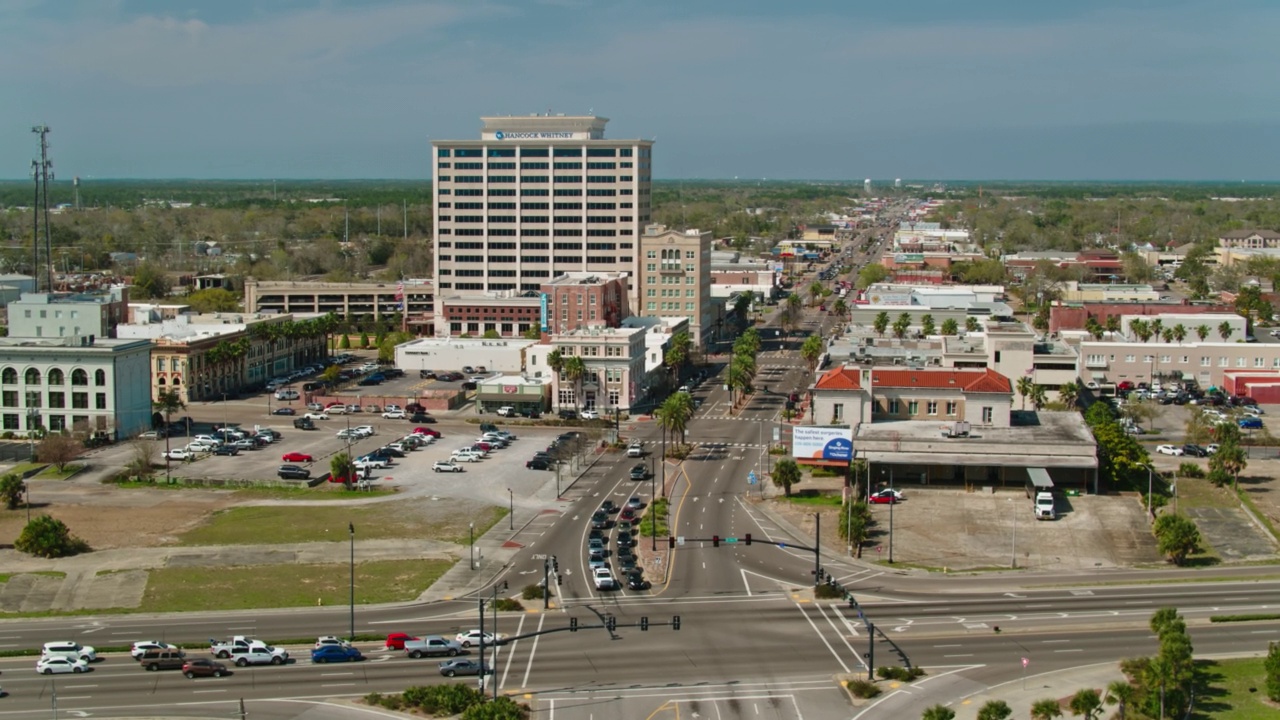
668 536 675 548
745 533 752 545
712 535 720 547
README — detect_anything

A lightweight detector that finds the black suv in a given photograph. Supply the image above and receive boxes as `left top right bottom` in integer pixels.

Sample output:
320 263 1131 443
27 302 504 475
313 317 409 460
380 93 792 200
278 465 310 480
410 413 436 423
629 463 648 480
558 408 578 420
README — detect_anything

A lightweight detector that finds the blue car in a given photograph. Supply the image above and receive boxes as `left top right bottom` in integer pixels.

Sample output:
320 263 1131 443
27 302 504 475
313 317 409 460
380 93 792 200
311 645 364 663
1239 417 1263 429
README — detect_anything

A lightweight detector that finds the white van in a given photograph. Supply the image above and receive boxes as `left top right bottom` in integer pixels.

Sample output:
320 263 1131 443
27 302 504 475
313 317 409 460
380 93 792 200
274 389 299 401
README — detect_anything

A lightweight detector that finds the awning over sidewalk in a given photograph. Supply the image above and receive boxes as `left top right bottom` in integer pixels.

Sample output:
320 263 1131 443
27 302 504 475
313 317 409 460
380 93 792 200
861 452 1097 470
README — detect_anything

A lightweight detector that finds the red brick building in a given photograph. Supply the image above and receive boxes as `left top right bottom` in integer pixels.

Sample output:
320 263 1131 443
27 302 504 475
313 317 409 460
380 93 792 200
1050 302 1234 334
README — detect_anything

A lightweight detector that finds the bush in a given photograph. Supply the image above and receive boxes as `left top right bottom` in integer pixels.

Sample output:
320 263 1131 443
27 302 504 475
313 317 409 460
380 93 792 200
400 683 485 714
1207 467 1232 487
1176 462 1205 478
876 665 925 682
15 515 90 558
846 678 881 698
1266 641 1280 702
814 584 843 599
521 583 550 600
461 696 531 719
493 598 524 612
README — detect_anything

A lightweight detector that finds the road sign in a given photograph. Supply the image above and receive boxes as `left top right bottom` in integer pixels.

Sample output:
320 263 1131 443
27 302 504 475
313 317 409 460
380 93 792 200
725 537 738 544
676 536 686 546
747 470 757 484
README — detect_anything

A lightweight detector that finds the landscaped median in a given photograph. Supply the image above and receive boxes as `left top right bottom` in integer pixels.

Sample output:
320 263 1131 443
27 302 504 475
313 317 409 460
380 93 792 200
638 497 669 537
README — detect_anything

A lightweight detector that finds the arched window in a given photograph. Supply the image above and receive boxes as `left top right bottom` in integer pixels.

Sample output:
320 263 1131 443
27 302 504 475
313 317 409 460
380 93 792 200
24 368 41 385
1 367 15 384
172 376 182 386
47 368 64 385
71 369 88 386
94 369 106 386
157 377 166 386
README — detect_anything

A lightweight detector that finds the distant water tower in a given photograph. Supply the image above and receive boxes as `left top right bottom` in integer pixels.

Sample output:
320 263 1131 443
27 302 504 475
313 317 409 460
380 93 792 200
894 178 902 189
864 178 872 193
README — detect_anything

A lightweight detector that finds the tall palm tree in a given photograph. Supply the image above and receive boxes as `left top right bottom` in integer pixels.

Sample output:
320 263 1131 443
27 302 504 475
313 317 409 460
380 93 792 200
152 389 185 482
1015 376 1034 410
874 311 891 337
1171 323 1187 344
1030 699 1063 720
546 349 564 377
1029 384 1048 410
1104 315 1120 337
1103 680 1136 720
658 394 692 445
1149 318 1164 343
807 281 824 307
1057 381 1080 408
800 335 824 372
1195 324 1210 341
561 356 587 414
832 297 848 321
1218 321 1233 341
965 316 980 333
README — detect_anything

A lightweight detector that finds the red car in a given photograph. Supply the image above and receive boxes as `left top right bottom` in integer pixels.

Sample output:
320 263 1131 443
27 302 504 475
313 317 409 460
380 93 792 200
384 632 418 650
869 489 903 504
282 452 313 462
412 427 442 438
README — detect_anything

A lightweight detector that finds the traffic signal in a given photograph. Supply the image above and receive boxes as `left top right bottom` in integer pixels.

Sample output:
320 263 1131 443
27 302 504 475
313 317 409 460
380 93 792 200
640 616 649 631
668 536 675 549
570 617 578 632
745 533 752 545
556 573 563 586
712 535 720 547
672 615 681 631
606 616 617 632
552 555 559 573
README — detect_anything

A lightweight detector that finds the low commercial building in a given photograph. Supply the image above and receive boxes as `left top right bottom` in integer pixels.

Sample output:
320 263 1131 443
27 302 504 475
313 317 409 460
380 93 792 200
1049 302 1234 334
1221 371 1280 403
475 374 552 415
7 288 130 339
525 325 647 412
435 293 542 339
1218 229 1280 249
1077 337 1280 389
394 336 536 375
0 335 153 438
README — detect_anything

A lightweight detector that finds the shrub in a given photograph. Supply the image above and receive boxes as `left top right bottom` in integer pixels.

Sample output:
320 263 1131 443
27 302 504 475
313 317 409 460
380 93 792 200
522 583 550 600
814 584 843 599
400 683 485 714
846 678 881 698
1265 641 1280 702
1176 462 1204 478
15 515 90 558
876 665 925 682
461 696 531 719
1207 467 1232 487
493 597 524 612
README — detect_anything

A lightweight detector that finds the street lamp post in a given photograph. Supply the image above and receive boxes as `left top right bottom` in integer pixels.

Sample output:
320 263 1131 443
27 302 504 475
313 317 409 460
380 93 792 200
348 523 355 641
469 522 475 570
651 461 658 552
1147 465 1154 519
507 488 514 531
881 466 895 564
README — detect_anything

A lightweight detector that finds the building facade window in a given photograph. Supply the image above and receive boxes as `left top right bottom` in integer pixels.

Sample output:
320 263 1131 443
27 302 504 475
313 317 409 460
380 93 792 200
982 407 994 424
945 401 957 416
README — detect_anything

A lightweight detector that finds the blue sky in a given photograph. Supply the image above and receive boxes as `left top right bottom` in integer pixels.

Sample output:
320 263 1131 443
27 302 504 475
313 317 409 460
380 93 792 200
2 0 1277 180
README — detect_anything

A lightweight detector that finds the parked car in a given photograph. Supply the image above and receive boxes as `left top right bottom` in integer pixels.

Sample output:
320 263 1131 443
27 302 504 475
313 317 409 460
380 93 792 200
580 409 600 420
311 645 364 663
164 448 193 461
213 445 240 456
526 457 553 470
410 413 436 423
433 460 464 473
282 452 313 462
277 465 311 480
272 407 297 415
1155 444 1185 456
1239 417 1264 429
413 427 442 438
303 412 330 421
1182 444 1210 457
558 408 578 420
869 488 903 504
382 409 406 420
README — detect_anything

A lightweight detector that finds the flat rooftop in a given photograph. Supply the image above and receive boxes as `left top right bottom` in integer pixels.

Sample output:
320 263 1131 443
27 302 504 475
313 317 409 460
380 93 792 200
856 412 1097 469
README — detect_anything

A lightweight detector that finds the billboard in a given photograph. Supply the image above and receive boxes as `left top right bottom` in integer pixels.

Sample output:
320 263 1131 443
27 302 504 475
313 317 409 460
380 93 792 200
539 292 549 332
793 426 854 462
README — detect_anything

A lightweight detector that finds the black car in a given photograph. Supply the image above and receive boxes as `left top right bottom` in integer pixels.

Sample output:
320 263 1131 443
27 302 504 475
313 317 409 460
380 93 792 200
627 576 651 591
1182 444 1209 457
590 511 610 530
213 445 240 456
384 368 405 378
273 407 297 415
616 532 635 547
410 413 437 423
420 370 436 379
278 464 310 480
629 463 647 480
526 457 553 470
600 500 617 514
522 409 542 419
358 375 385 387
378 446 406 458
558 408 578 420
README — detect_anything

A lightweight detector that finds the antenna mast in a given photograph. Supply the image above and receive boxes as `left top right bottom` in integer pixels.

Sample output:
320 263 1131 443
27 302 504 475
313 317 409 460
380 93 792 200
32 125 54 293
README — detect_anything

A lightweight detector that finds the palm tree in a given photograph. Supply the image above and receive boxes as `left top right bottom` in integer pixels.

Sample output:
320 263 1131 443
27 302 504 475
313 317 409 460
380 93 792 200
658 394 692 446
1103 680 1136 720
781 294 803 346
1128 318 1147 342
1058 381 1080 408
1104 315 1120 338
1067 688 1102 719
808 281 823 307
330 452 356 489
1015 376 1034 410
561 356 587 413
920 313 936 336
874 311 891 337
1149 318 1164 343
1029 384 1048 410
1161 328 1174 343
665 331 691 385
1218 321 1234 341
892 312 911 340
921 705 956 720
940 318 958 336
152 389 185 481
800 335 824 372
965 316 980 333
1171 323 1187 344
772 457 802 498
832 297 848 321
1195 324 1210 341
546 349 564 377
1030 698 1063 720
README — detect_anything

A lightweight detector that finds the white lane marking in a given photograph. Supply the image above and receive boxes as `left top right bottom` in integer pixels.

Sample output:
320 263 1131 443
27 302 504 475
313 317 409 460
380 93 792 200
740 568 753 597
1054 649 1084 653
322 682 356 687
521 613 545 688
321 672 354 676
54 695 92 700
193 689 226 694
499 613 526 689
794 602 849 673
64 684 98 688
944 654 974 658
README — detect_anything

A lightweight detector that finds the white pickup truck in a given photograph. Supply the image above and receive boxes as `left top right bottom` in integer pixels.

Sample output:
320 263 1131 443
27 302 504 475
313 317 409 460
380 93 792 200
209 636 265 658
226 644 289 666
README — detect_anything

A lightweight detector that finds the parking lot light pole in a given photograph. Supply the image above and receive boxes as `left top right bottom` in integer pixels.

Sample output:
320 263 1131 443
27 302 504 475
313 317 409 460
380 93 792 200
469 522 475 570
1147 465 1154 519
507 488 514 531
348 522 355 641
651 464 658 552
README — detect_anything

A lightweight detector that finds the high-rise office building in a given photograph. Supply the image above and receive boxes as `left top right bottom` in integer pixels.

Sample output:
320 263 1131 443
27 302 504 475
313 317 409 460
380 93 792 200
432 115 654 324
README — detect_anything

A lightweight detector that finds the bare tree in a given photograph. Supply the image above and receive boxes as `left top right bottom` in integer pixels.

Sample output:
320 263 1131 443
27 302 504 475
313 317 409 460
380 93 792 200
36 433 84 473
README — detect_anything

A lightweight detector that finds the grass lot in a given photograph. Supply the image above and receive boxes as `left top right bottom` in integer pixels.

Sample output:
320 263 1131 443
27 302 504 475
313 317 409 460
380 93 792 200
6 462 42 476
1176 477 1238 509
1194 657 1278 719
0 571 65 582
176 503 506 546
34 464 83 480
140 560 453 612
786 493 842 507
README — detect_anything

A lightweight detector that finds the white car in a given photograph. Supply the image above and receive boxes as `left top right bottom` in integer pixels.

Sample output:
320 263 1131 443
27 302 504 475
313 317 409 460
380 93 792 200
355 456 388 470
451 449 482 463
304 412 330 421
580 409 600 420
327 404 348 415
42 641 96 662
165 448 194 461
335 429 359 440
130 640 177 660
1206 443 1220 455
314 635 351 650
1155 444 1184 456
433 460 464 473
36 656 89 674
382 410 406 419
354 425 376 437
592 567 616 590
626 442 645 458
454 630 503 648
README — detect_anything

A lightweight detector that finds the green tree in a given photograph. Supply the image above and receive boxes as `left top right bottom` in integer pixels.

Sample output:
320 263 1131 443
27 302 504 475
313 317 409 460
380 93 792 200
1068 688 1102 719
546 349 564 377
337 334 351 350
838 500 872 557
152 388 186 477
921 705 955 720
657 393 693 446
892 312 911 339
1105 315 1121 337
772 458 802 498
185 287 240 313
321 365 341 385
1264 641 1280 702
940 318 958 336
561 356 587 413
482 328 500 339
1195 324 1210 341
832 298 848 320
359 331 370 348
378 331 413 362
873 311 890 338
1030 699 1063 720
330 452 356 489
1152 513 1201 565
808 281 824 307
1016 376 1034 410
976 700 1012 720
780 294 804 344
131 261 171 299
1209 435 1248 490
1057 381 1080 408
1218 321 1233 341
965 316 979 333
1029 384 1048 410
856 263 888 289
1104 680 1137 720
15 514 89 558
1171 323 1187 343
0 472 25 510
800 335 824 372
920 314 936 336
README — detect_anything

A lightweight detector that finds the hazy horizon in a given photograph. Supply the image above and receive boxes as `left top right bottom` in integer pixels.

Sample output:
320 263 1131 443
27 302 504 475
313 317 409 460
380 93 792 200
4 1 1279 181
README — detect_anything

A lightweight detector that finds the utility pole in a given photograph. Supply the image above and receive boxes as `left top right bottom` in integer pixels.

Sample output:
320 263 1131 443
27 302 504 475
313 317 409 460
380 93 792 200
30 160 40 288
32 125 54 294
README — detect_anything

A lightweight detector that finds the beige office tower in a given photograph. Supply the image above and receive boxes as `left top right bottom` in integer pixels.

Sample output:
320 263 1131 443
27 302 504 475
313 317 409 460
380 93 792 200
432 115 654 326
